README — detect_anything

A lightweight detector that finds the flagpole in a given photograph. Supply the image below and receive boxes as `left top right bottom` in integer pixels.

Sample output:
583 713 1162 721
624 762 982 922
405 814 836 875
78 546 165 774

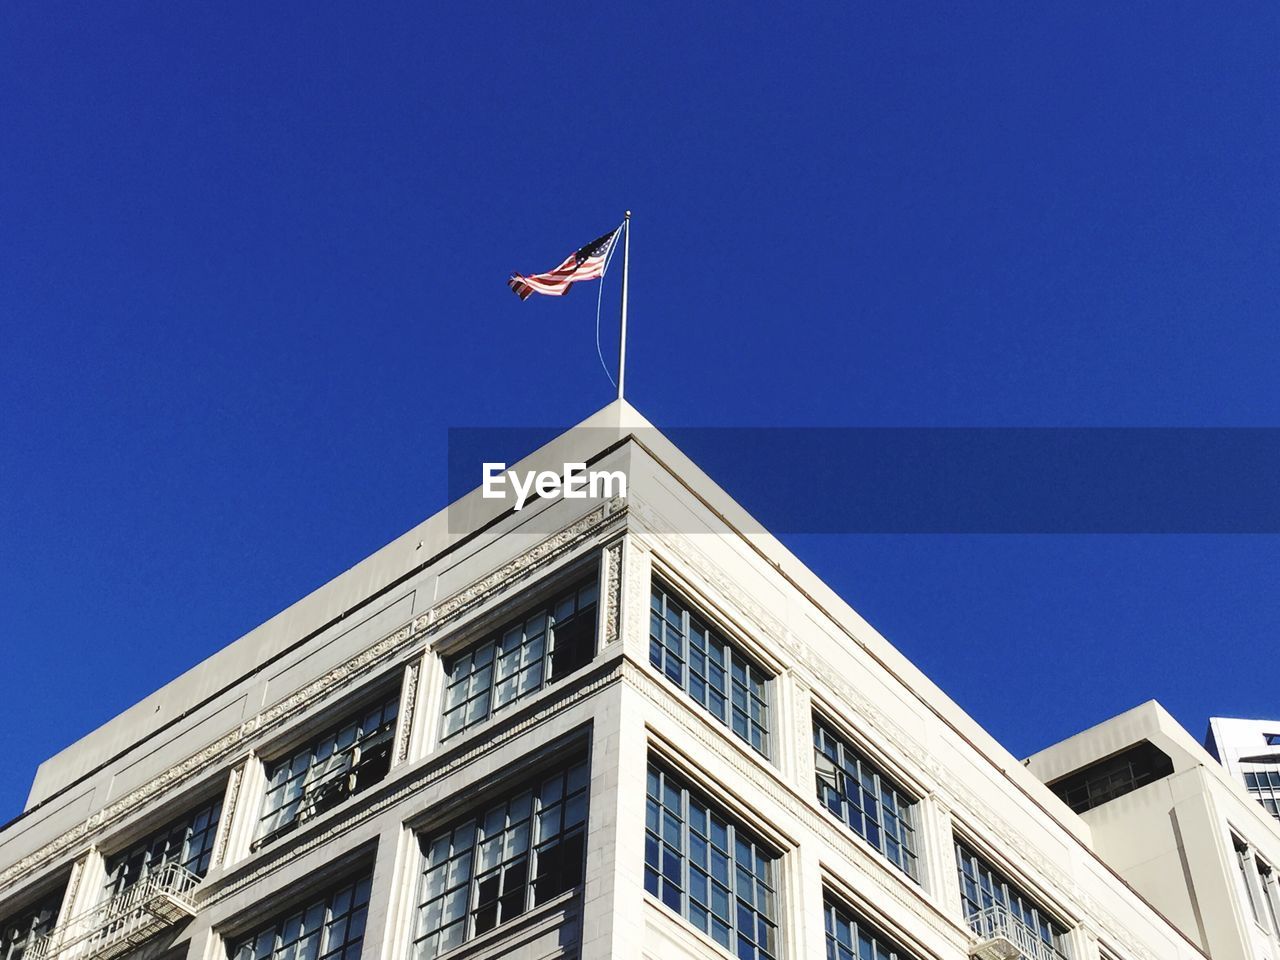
617 211 631 401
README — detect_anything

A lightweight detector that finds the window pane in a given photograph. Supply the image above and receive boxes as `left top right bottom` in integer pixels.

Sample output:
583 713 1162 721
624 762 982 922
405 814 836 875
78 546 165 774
645 762 778 960
0 888 64 960
649 585 772 758
954 840 1068 958
227 874 371 960
441 577 598 741
103 795 223 897
823 901 913 960
412 759 589 955
255 691 400 849
812 719 918 882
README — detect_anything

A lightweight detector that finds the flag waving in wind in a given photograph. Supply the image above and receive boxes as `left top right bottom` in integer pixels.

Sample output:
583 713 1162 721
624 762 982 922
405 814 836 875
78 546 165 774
508 226 621 301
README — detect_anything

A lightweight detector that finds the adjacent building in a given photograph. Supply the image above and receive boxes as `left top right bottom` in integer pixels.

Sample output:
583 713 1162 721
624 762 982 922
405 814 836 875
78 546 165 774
0 402 1225 960
1027 703 1280 960
1206 718 1280 823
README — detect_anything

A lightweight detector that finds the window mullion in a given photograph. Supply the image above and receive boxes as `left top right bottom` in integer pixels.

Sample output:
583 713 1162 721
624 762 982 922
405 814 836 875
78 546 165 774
680 608 691 696
727 821 739 949
527 791 541 916
680 779 691 920
467 822 481 941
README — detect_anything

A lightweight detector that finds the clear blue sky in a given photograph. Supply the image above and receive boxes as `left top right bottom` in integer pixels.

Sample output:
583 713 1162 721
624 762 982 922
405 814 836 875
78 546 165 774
1 4 1277 818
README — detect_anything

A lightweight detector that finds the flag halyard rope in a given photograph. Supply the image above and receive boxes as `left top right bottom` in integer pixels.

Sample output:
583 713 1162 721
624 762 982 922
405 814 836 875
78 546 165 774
594 222 625 390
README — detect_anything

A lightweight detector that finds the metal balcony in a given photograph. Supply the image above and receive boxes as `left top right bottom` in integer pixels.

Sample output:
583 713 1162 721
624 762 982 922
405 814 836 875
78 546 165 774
28 863 201 960
967 906 1070 960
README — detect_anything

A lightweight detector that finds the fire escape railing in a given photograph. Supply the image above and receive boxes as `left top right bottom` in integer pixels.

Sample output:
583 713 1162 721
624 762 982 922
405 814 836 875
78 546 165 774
967 906 1070 960
27 862 201 960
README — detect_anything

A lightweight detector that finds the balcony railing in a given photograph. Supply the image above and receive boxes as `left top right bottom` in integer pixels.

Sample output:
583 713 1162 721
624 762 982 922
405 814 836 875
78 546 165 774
967 906 1070 960
28 862 201 960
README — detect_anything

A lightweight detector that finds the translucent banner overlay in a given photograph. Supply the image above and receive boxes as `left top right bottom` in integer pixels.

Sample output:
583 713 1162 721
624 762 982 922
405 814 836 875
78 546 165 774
447 427 1280 534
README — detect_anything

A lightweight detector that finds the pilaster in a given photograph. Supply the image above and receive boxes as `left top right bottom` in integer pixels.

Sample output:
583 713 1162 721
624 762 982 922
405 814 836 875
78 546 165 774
214 752 265 870
917 793 961 916
794 834 829 960
393 654 428 768
786 676 815 793
1068 919 1103 960
616 533 652 667
578 683 645 960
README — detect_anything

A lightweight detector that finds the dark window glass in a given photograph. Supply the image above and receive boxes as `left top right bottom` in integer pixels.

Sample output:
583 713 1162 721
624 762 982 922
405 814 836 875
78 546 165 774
441 579 598 741
955 840 1069 959
644 762 778 960
1045 741 1173 814
1242 765 1280 822
813 719 918 880
412 759 589 959
649 585 770 757
0 889 63 960
824 898 916 960
257 691 400 848
103 796 222 898
227 873 371 960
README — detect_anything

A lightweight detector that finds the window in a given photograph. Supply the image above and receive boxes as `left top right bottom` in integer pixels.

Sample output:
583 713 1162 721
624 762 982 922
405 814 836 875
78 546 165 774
824 897 915 960
813 718 918 880
955 840 1069 960
644 762 778 960
256 690 400 848
1046 741 1173 814
1242 768 1280 822
441 578 598 741
228 873 370 960
649 584 771 757
1258 857 1280 933
1236 836 1262 925
1 889 62 960
103 795 222 898
412 759 588 959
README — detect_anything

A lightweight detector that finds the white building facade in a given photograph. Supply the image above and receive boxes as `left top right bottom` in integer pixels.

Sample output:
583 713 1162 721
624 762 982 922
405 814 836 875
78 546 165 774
1206 718 1280 823
0 403 1216 960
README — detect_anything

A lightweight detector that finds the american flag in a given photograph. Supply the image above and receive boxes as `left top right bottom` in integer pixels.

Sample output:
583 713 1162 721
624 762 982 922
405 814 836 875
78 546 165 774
508 226 621 300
